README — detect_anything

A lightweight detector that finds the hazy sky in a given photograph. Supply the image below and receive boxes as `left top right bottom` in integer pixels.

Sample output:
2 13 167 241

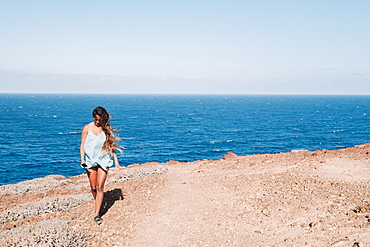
1 1 369 94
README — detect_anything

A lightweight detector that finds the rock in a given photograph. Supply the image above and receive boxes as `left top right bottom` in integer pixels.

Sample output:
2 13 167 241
3 223 16 230
223 152 238 160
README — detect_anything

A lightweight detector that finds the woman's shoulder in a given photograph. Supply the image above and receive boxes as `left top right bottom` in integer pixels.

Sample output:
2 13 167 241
82 122 94 132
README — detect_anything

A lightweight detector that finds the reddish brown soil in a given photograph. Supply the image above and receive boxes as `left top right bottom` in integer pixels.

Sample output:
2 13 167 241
2 144 370 246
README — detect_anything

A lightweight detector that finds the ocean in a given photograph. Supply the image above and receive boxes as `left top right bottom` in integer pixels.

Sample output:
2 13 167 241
1 94 370 186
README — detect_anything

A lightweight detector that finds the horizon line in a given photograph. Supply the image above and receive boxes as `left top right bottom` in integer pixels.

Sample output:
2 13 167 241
1 92 370 96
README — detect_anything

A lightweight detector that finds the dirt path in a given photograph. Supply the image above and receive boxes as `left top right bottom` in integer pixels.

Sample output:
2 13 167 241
132 163 209 246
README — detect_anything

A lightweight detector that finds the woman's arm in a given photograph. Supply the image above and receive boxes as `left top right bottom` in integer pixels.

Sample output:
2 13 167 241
113 152 121 168
80 125 88 164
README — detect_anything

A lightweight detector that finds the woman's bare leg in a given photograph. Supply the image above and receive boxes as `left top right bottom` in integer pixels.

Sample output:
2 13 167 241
87 167 98 200
94 167 108 217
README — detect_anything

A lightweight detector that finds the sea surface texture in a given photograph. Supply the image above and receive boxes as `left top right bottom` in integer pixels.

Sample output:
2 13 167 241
1 94 369 185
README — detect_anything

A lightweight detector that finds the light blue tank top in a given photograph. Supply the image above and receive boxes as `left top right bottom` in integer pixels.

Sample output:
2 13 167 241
82 123 113 170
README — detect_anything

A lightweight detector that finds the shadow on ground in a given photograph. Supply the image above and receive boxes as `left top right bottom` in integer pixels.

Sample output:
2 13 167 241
100 188 124 216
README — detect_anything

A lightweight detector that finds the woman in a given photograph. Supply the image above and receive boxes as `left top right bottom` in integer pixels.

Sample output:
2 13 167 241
80 106 121 225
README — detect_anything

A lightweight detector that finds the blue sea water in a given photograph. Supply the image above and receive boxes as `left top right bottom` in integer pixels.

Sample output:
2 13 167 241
1 94 370 186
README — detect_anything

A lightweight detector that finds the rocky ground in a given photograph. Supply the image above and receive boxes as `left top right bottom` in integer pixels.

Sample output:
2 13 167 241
1 144 370 246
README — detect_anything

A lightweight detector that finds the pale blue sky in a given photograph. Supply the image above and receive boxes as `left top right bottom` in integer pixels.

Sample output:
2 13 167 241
1 1 369 94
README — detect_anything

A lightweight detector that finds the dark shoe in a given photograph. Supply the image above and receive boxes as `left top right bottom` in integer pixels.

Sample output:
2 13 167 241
94 216 103 225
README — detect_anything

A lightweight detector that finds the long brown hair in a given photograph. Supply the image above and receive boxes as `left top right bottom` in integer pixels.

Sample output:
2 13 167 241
92 106 122 155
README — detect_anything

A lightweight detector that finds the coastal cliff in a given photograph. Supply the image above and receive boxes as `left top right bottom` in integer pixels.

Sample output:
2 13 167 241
1 144 370 246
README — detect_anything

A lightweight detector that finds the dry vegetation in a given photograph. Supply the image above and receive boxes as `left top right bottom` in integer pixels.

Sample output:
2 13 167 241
0 164 168 247
1 220 88 247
